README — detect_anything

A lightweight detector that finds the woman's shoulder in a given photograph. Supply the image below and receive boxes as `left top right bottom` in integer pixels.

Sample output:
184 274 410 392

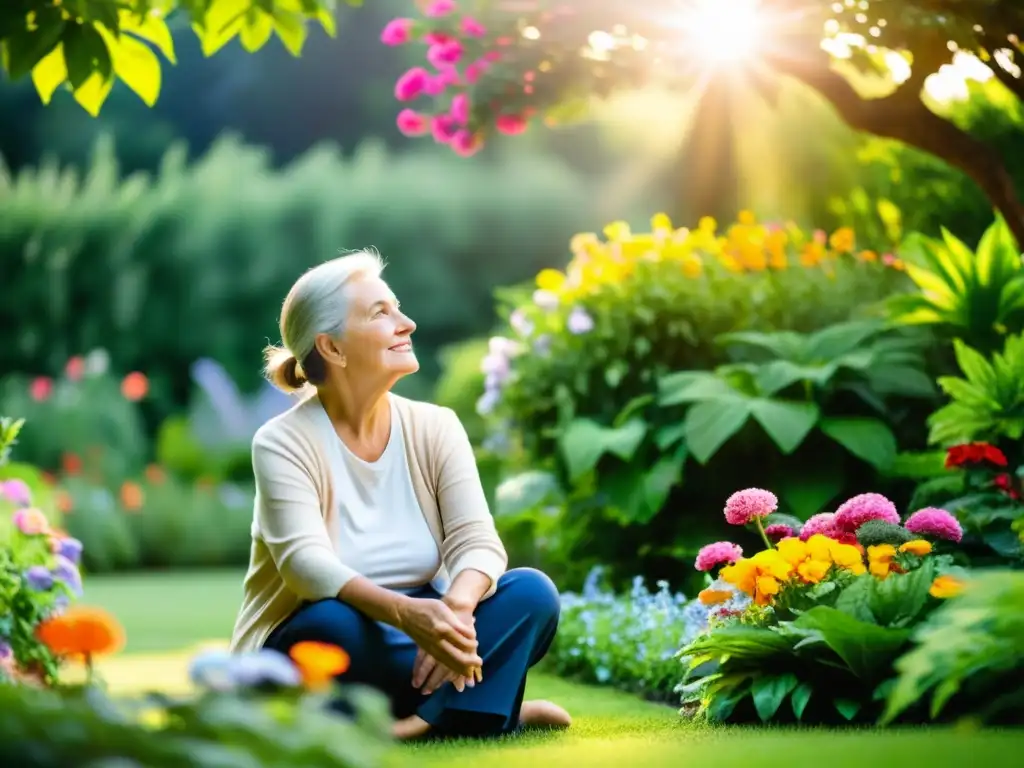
390 393 459 430
252 393 323 454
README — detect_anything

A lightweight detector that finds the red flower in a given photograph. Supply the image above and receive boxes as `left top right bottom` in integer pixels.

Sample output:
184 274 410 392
945 442 1008 469
994 473 1020 499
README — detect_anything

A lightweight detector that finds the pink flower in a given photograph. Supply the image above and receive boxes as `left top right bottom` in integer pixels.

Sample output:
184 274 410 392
424 32 453 46
395 67 430 101
834 492 900 532
764 523 795 541
424 0 457 18
483 50 502 63
0 479 32 506
427 39 464 69
495 114 529 135
30 376 53 402
13 507 49 536
905 507 963 543
464 60 487 84
450 93 470 124
461 16 487 37
424 75 447 96
723 488 778 526
431 114 459 143
396 109 430 136
65 356 85 381
799 512 839 541
694 541 743 572
380 18 414 46
450 129 483 157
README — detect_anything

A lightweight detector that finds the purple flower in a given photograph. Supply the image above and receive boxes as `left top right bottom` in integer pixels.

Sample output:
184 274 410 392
0 479 32 506
52 555 82 596
24 565 54 592
567 307 595 335
533 290 559 311
904 507 963 543
232 650 302 689
765 523 795 541
476 388 501 416
56 537 83 565
189 649 236 692
0 641 12 661
724 488 777 525
834 493 900 532
509 309 533 337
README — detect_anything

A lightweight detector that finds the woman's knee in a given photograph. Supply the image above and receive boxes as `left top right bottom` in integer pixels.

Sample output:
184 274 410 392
499 568 561 625
269 599 376 656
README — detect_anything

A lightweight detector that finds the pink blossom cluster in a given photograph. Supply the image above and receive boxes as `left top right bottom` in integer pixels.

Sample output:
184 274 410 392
694 541 743 572
380 1 532 156
796 492 964 545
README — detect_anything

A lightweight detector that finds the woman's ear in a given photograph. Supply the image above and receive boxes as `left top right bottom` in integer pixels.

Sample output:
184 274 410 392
314 333 345 367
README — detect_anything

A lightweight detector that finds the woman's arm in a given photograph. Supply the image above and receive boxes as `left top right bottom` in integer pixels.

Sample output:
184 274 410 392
434 408 508 600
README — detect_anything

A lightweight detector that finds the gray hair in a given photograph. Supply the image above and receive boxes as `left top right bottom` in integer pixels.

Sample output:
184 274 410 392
263 249 384 393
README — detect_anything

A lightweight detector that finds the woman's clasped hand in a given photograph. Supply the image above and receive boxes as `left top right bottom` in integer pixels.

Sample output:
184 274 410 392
397 596 481 691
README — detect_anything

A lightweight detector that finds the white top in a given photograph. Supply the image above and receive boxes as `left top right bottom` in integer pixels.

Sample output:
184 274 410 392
326 398 442 589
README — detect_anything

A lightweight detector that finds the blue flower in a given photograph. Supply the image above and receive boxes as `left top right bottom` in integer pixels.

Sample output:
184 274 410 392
56 537 84 565
24 565 53 592
52 555 82 596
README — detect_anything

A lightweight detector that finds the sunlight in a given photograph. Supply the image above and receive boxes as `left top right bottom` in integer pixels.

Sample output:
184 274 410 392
679 0 765 65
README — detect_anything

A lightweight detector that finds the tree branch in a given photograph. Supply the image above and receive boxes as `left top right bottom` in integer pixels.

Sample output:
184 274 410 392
767 47 1024 247
981 36 1024 103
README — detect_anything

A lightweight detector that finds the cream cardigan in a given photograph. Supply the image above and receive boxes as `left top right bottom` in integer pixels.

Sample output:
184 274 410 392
229 393 508 653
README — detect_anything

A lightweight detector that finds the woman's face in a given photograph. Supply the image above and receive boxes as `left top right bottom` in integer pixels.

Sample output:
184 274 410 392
337 275 419 379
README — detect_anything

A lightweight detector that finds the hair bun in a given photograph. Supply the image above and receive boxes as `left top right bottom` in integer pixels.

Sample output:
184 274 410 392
263 345 308 394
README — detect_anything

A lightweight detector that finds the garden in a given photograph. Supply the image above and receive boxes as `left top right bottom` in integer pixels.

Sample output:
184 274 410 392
3 0 1024 765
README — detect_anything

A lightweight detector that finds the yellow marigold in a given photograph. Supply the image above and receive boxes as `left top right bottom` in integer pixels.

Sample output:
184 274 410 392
681 255 703 278
797 559 831 584
775 537 808 567
698 216 717 234
651 212 673 232
720 559 757 595
698 588 732 606
800 242 825 267
738 210 757 226
829 227 855 253
929 575 964 599
857 249 878 262
900 539 932 556
603 220 631 241
869 560 892 579
721 549 794 605
536 268 566 292
867 544 896 562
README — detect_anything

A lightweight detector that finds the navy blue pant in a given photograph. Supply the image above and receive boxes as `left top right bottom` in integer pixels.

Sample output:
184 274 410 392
264 568 560 737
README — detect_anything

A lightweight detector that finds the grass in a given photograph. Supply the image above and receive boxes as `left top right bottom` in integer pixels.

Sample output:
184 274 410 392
82 569 1024 767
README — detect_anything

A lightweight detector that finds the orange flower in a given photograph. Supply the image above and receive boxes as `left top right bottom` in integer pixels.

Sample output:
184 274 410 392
121 372 149 401
698 588 732 606
55 490 74 514
144 464 166 484
929 575 964 599
120 481 144 511
289 641 350 689
36 607 125 659
62 453 83 476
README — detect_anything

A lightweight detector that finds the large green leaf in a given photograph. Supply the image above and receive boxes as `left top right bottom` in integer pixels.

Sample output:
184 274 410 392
819 417 897 470
751 673 798 721
805 320 882 360
790 681 813 720
952 338 997 390
754 360 836 395
776 465 844 520
682 625 794 661
749 399 820 454
658 370 736 405
559 417 647 480
793 607 912 683
684 398 751 464
834 563 932 629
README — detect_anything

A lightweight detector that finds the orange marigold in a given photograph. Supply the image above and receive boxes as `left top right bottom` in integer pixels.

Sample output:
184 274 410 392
289 641 350 689
36 606 125 659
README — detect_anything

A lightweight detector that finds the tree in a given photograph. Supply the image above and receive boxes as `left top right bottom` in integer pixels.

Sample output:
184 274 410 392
0 0 348 116
381 0 1024 244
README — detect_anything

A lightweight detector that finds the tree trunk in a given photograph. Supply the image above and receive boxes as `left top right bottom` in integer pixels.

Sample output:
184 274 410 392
770 49 1024 249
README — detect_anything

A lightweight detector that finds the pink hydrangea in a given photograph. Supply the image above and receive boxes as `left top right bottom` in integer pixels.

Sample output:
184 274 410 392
904 507 963 543
450 130 483 157
694 541 743 572
396 109 430 137
427 39 464 69
834 492 900 533
724 488 778 526
380 18 414 46
424 0 457 18
799 512 839 541
0 478 32 506
764 523 795 542
395 67 430 101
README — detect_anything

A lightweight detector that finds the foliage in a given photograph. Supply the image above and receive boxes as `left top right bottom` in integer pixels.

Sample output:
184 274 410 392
0 134 598 412
883 569 1024 726
928 332 1024 446
0 0 350 116
1 416 85 686
886 217 1024 355
549 567 723 702
0 644 392 768
678 487 969 725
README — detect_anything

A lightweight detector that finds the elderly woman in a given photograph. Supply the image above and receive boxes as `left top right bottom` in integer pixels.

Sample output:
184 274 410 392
230 250 570 740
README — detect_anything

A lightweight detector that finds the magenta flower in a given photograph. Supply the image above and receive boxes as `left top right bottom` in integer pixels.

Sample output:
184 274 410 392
431 114 458 143
450 129 483 157
0 479 32 506
799 512 838 541
396 109 430 136
424 75 448 96
380 18 413 46
425 0 457 17
904 507 963 543
496 114 529 135
724 488 778 526
461 16 487 37
764 523 795 542
464 60 487 84
394 67 430 101
694 541 743 572
427 39 464 69
12 508 48 536
450 93 470 125
834 492 900 532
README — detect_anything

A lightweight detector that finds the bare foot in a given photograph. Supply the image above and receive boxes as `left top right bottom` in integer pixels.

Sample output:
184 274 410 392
519 699 572 730
392 715 431 741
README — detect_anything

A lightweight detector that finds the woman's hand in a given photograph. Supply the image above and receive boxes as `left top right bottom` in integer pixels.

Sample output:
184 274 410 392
397 597 481 676
412 649 473 694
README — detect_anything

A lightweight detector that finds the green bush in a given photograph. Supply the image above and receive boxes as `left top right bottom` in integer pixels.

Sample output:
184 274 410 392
0 135 600 417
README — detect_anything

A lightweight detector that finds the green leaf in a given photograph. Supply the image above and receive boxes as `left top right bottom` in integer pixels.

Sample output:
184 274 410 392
105 28 162 106
754 360 836 395
805 320 882 360
776 466 844 520
30 44 67 104
62 23 112 91
658 370 736 405
654 421 686 450
790 681 813 720
952 338 997 390
240 11 275 52
273 9 309 56
3 9 66 79
819 417 897 470
833 697 862 721
749 399 820 454
640 446 687 520
751 673 798 721
559 418 647 480
121 10 177 64
684 398 751 464
793 606 912 683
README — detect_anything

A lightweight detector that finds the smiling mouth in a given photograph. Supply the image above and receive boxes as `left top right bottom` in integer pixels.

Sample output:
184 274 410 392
389 342 413 352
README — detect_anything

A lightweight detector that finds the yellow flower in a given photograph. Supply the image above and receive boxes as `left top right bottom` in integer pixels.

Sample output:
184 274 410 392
681 255 703 278
800 242 825 267
857 249 878 262
651 212 673 232
738 209 756 226
867 544 896 562
720 559 757 595
536 268 566 292
900 539 932 556
797 559 831 584
775 537 808 567
569 232 600 256
750 549 795 580
804 535 866 574
929 575 964 599
698 588 732 606
698 216 717 234
603 220 631 241
721 549 794 605
829 226 855 253
869 560 891 579
755 576 781 603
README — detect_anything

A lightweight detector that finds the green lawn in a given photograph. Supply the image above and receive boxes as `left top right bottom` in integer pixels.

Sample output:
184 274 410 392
82 570 1024 767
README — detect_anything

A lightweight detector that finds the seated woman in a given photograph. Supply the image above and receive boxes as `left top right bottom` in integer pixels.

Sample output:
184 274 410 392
229 250 570 740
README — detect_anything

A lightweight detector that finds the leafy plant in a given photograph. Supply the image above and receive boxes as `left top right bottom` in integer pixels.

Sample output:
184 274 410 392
886 217 1024 354
928 332 1024 445
883 570 1024 725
